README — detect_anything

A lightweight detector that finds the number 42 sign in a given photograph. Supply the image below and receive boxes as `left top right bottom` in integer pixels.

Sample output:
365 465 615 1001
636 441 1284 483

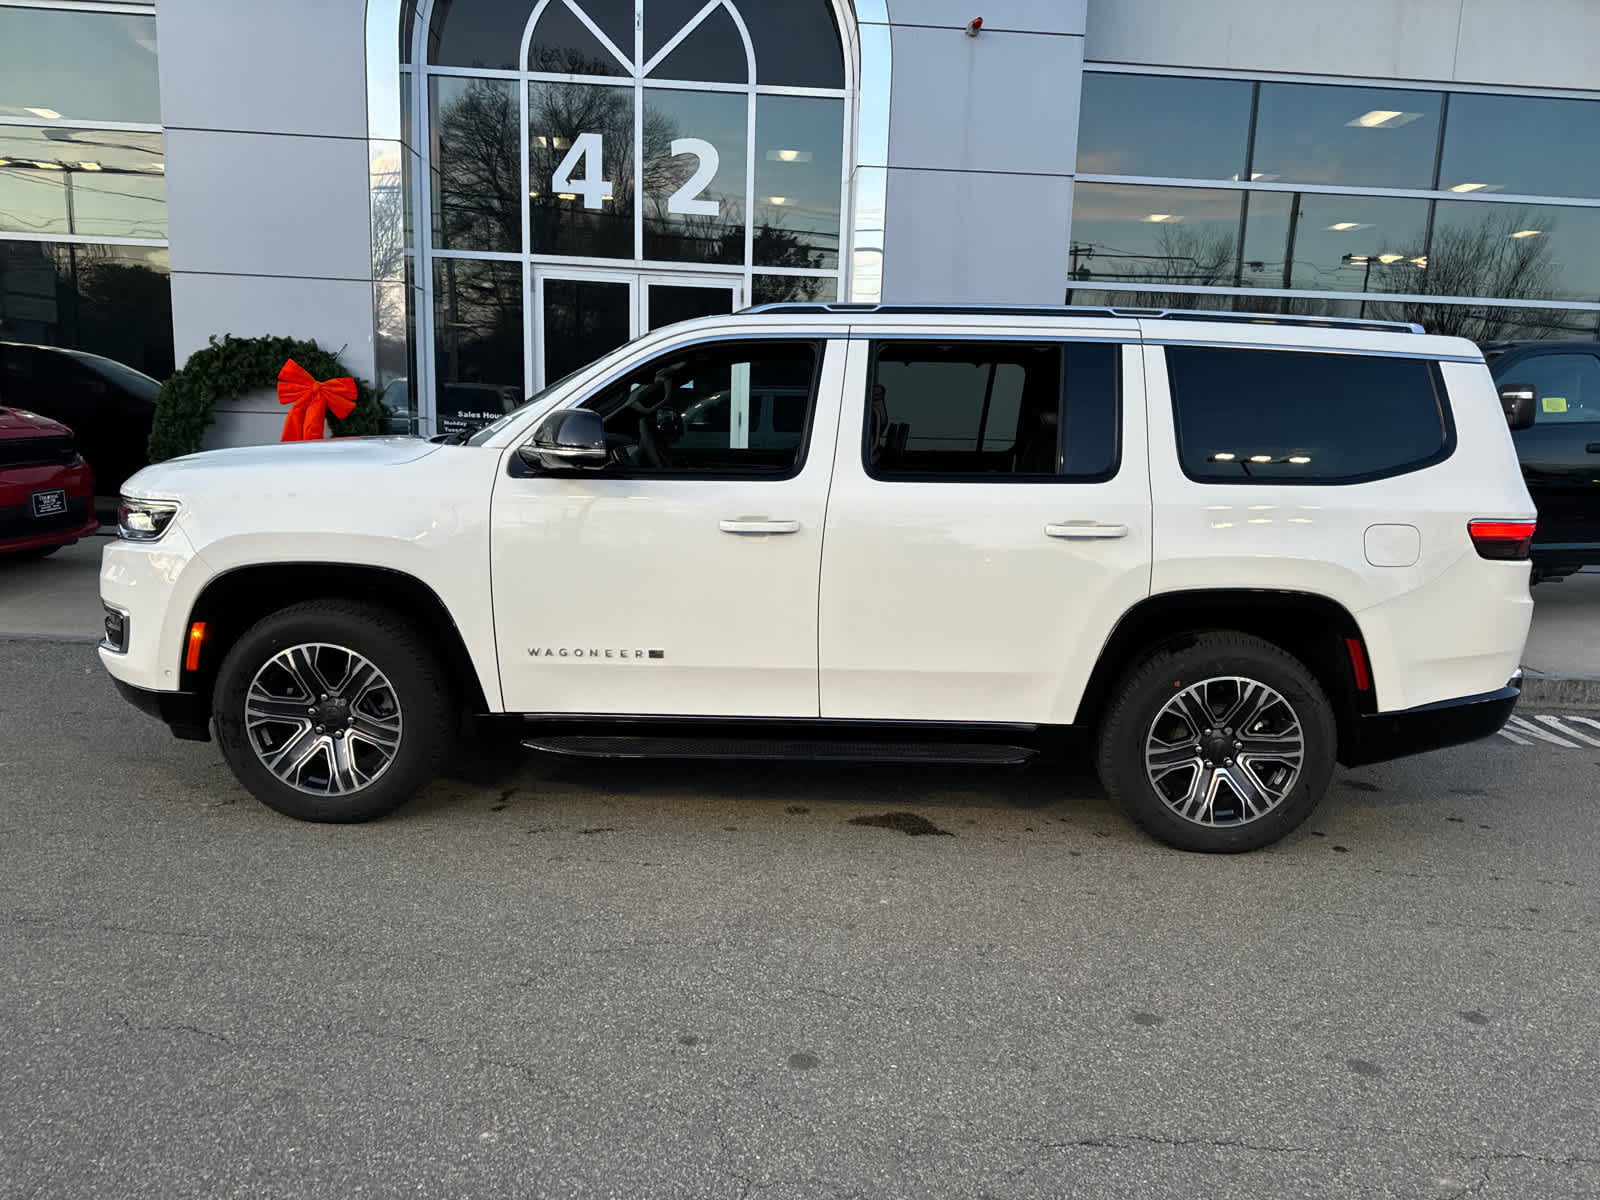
551 133 721 215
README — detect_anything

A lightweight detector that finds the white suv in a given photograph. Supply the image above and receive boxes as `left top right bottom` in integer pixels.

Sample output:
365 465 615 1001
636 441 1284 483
100 304 1536 852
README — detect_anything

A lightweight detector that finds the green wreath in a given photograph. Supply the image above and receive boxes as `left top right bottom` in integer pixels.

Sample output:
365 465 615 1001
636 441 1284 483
147 334 385 462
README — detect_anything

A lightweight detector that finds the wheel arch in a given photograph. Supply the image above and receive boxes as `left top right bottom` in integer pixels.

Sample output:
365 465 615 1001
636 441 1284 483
178 562 493 726
1075 589 1375 762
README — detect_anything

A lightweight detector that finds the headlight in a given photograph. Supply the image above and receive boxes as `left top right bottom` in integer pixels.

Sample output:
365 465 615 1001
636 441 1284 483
117 496 181 541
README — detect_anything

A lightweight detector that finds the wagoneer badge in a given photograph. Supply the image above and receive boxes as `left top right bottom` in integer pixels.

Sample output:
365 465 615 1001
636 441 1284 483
529 647 665 660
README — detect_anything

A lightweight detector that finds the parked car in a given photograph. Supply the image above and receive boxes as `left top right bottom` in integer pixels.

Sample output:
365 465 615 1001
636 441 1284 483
0 341 160 497
0 406 99 558
1483 340 1600 582
100 304 1535 853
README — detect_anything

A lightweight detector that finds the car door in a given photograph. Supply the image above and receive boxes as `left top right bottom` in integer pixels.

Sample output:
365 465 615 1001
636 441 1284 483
1503 350 1600 552
491 333 844 717
817 324 1151 724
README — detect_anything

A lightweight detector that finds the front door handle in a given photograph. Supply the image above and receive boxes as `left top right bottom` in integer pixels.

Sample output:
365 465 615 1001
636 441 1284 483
1046 521 1129 540
720 518 801 535
1586 443 1600 453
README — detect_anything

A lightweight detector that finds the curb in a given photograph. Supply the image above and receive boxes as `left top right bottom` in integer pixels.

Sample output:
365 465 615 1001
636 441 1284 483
1518 672 1600 711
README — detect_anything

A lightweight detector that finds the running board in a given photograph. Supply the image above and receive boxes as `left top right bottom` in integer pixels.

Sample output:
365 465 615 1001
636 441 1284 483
522 734 1037 764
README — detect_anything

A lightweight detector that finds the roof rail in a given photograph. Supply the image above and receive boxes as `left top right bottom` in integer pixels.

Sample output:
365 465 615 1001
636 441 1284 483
738 302 1424 335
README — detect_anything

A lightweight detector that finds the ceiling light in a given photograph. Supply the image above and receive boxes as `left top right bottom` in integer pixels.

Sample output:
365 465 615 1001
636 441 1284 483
528 189 540 197
1145 213 1179 222
24 106 62 120
1210 452 1236 462
0 159 9 167
1346 254 1370 264
532 135 548 148
1248 172 1278 181
76 161 102 171
1410 256 1428 267
1249 455 1273 463
1450 182 1489 193
768 196 788 205
551 136 571 150
33 160 63 170
1378 253 1404 263
766 148 811 163
147 161 164 172
1510 229 1542 238
1327 222 1368 231
1347 109 1422 128
557 192 577 200
1288 455 1311 464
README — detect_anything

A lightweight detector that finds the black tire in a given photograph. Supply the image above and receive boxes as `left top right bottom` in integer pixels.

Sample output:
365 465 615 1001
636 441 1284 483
212 600 453 822
1095 632 1337 853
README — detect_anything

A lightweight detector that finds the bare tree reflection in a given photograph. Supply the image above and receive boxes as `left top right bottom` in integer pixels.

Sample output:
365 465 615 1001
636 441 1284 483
434 78 521 251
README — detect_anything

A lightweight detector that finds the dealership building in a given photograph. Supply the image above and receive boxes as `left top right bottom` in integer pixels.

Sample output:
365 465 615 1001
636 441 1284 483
5 0 1600 437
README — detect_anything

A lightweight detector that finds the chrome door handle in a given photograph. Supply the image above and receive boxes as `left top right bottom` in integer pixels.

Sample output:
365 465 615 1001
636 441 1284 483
719 518 801 535
1045 522 1129 540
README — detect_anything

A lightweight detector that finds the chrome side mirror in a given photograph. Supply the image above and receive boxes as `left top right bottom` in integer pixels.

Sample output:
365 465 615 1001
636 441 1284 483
518 409 609 471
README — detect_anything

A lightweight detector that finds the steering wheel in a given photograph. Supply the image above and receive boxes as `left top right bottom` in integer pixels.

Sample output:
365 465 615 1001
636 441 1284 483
636 405 682 468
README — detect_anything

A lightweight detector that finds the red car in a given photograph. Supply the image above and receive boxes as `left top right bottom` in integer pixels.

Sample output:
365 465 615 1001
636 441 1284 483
0 406 99 558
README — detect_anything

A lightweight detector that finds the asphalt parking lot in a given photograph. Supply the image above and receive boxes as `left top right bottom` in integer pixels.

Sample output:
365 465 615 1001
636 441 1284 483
2 637 1597 1199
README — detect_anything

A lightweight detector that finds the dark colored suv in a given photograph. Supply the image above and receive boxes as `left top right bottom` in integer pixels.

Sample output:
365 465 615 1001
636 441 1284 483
1484 341 1600 581
0 341 160 498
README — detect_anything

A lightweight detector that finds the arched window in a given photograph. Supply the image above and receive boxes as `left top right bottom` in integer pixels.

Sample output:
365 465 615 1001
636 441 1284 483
415 0 853 429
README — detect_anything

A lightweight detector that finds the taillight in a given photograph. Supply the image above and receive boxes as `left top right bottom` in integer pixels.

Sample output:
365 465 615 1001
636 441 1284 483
1468 519 1537 560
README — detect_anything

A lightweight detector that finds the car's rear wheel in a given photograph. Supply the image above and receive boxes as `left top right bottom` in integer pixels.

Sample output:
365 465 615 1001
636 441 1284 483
1096 633 1336 852
213 600 452 822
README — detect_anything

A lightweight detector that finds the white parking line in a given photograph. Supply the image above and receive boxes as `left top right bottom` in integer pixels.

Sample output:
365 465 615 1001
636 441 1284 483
1533 714 1600 747
1498 713 1600 749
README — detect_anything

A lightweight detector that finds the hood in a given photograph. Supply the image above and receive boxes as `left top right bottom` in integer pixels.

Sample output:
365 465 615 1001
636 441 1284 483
124 436 444 497
0 406 73 440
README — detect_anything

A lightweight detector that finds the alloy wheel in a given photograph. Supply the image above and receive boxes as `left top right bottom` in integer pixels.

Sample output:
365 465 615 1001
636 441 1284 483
1143 675 1306 827
243 643 404 796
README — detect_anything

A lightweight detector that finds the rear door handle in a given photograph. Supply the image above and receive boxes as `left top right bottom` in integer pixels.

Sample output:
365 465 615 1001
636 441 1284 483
1045 522 1129 540
720 518 801 535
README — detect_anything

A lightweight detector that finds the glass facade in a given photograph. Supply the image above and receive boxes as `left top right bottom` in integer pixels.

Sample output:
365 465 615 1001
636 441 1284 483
1072 71 1600 339
416 0 850 431
0 0 171 465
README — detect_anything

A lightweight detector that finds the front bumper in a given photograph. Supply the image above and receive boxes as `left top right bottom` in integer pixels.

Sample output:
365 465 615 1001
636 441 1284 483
1340 682 1519 766
110 677 212 741
98 524 208 692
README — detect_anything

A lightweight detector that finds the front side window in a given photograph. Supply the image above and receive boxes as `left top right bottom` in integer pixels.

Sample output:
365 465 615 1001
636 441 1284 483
867 341 1120 480
581 339 819 474
1166 346 1452 484
1506 353 1600 425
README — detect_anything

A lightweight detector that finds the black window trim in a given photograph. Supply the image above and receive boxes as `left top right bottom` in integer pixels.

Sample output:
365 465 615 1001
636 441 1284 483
1165 346 1458 487
860 336 1126 485
521 333 831 483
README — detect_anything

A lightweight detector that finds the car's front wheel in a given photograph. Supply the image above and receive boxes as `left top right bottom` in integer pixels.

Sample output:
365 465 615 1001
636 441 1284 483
1096 633 1337 853
213 600 452 822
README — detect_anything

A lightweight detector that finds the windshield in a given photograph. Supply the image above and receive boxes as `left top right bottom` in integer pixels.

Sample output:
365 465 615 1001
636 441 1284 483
463 368 584 446
61 348 161 400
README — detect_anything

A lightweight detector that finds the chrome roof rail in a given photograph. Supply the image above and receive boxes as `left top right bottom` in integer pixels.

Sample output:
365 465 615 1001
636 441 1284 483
737 302 1424 334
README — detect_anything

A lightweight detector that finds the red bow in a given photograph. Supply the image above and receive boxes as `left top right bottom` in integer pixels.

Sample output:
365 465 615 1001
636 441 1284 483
277 359 357 442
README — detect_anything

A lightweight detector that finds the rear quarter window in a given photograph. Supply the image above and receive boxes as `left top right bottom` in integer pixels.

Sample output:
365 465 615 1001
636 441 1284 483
1165 346 1453 484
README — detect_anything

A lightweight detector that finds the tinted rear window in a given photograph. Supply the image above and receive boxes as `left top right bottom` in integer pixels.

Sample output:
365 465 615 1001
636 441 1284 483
867 341 1120 481
1166 346 1452 484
